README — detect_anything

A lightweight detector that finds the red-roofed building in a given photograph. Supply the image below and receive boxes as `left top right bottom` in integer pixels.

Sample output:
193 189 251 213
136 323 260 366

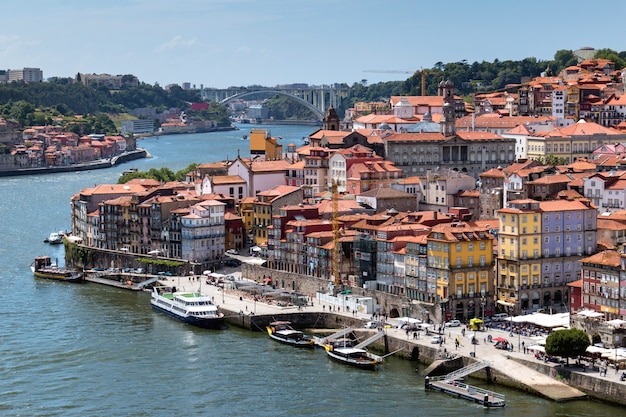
383 80 516 178
580 250 622 320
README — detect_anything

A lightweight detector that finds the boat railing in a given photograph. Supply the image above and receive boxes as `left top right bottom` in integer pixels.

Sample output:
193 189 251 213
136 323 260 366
443 360 491 381
427 377 505 405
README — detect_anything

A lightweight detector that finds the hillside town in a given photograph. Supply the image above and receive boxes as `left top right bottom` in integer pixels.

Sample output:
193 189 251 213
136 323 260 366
58 58 626 353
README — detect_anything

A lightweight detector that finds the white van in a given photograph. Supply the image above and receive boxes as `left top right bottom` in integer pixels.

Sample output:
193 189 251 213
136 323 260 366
492 313 509 322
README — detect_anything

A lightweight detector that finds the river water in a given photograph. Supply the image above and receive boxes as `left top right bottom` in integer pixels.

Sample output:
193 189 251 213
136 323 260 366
0 124 622 416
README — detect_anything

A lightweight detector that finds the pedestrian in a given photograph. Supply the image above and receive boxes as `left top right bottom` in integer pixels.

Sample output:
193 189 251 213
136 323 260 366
616 363 620 374
413 331 417 340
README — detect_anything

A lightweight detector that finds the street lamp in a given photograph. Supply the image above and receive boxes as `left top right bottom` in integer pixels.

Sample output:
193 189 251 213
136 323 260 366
481 297 485 323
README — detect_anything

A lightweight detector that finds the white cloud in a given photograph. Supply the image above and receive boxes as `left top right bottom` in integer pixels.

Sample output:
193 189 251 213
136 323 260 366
156 36 197 53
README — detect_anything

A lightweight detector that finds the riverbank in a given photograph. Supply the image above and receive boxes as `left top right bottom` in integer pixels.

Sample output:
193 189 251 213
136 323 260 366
0 148 147 177
148 272 625 407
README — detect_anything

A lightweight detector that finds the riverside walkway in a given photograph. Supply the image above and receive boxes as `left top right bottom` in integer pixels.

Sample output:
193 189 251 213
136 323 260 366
157 272 622 403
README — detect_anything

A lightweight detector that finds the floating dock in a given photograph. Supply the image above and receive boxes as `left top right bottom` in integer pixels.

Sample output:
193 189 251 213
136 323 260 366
425 360 505 408
425 375 505 407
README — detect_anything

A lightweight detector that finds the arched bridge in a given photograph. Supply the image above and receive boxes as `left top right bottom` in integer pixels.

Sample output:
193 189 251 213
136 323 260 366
201 85 350 119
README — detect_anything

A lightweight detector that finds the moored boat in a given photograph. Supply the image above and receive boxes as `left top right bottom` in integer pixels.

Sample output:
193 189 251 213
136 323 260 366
150 286 225 329
31 256 83 282
323 338 382 370
44 231 64 244
266 321 314 348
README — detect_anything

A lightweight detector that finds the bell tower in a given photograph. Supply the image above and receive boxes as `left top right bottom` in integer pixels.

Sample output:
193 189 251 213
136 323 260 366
324 106 340 131
439 80 456 137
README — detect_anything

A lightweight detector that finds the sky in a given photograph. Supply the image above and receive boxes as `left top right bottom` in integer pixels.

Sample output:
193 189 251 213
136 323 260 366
1 0 625 90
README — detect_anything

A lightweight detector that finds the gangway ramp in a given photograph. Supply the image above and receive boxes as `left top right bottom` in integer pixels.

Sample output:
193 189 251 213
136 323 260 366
312 327 354 347
444 360 491 381
136 277 159 288
354 331 385 349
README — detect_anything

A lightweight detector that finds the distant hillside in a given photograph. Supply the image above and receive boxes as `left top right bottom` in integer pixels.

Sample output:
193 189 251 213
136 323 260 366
0 78 230 132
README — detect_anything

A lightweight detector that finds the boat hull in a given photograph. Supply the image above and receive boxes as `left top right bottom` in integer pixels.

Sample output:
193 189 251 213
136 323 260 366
33 271 84 282
324 346 381 370
151 304 225 330
31 264 84 283
267 331 314 348
325 351 378 370
266 322 314 348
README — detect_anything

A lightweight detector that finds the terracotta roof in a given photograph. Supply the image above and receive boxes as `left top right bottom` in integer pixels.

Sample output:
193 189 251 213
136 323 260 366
211 175 246 185
480 167 506 178
539 199 594 212
579 250 621 267
250 159 293 172
358 187 415 199
390 96 445 107
456 115 555 130
558 120 622 136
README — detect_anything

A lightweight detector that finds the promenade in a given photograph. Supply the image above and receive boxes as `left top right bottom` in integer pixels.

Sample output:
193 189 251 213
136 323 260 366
158 270 626 404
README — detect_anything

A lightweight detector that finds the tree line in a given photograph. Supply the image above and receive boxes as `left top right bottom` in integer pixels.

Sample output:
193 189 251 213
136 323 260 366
0 78 231 133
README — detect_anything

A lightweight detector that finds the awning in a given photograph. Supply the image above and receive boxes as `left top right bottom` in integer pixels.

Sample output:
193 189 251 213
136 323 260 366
243 258 267 266
497 300 515 307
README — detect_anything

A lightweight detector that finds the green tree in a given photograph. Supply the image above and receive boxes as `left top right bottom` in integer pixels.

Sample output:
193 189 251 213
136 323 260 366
545 328 590 365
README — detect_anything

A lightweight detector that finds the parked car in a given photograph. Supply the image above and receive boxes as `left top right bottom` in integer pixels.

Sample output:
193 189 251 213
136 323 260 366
492 313 509 322
431 335 444 344
364 321 379 329
225 259 242 267
446 319 461 327
226 249 238 255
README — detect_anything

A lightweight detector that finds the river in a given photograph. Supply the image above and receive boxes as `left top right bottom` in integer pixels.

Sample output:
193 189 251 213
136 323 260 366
0 124 623 416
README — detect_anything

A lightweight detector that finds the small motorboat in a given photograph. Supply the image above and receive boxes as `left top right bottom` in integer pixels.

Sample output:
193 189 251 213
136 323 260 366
44 231 64 244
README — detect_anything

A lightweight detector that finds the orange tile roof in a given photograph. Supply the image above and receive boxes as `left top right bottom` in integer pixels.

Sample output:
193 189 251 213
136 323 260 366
579 250 621 267
211 175 246 185
539 199 594 212
250 159 293 172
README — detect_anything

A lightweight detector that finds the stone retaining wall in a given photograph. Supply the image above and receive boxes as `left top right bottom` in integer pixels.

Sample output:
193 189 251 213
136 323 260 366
242 264 443 322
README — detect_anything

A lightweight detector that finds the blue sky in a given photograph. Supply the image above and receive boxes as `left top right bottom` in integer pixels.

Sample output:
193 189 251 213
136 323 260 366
1 0 625 89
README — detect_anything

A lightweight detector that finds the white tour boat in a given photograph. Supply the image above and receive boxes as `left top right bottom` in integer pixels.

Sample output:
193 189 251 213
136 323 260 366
151 286 225 329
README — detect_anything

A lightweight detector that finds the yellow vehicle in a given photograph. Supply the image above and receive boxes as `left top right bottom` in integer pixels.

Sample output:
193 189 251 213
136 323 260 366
469 318 483 331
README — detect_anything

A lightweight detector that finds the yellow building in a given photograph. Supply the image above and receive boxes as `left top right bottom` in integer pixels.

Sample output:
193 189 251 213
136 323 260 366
526 120 626 164
497 199 542 312
427 222 495 321
249 128 282 161
239 196 256 245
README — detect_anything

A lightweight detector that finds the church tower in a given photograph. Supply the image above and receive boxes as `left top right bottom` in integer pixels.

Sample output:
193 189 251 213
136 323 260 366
439 79 456 137
323 106 340 131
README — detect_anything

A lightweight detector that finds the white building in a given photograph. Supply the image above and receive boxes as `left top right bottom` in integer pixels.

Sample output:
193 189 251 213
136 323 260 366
583 172 626 213
181 200 226 263
8 67 43 83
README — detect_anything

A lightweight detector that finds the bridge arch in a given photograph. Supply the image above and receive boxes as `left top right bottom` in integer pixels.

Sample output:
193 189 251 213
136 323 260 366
219 90 325 119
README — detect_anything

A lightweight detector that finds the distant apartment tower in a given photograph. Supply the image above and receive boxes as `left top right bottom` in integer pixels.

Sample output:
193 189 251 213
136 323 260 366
121 119 154 135
8 67 43 83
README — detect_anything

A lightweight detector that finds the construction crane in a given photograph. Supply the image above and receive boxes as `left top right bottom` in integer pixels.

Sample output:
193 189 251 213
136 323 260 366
331 180 341 294
363 68 441 96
